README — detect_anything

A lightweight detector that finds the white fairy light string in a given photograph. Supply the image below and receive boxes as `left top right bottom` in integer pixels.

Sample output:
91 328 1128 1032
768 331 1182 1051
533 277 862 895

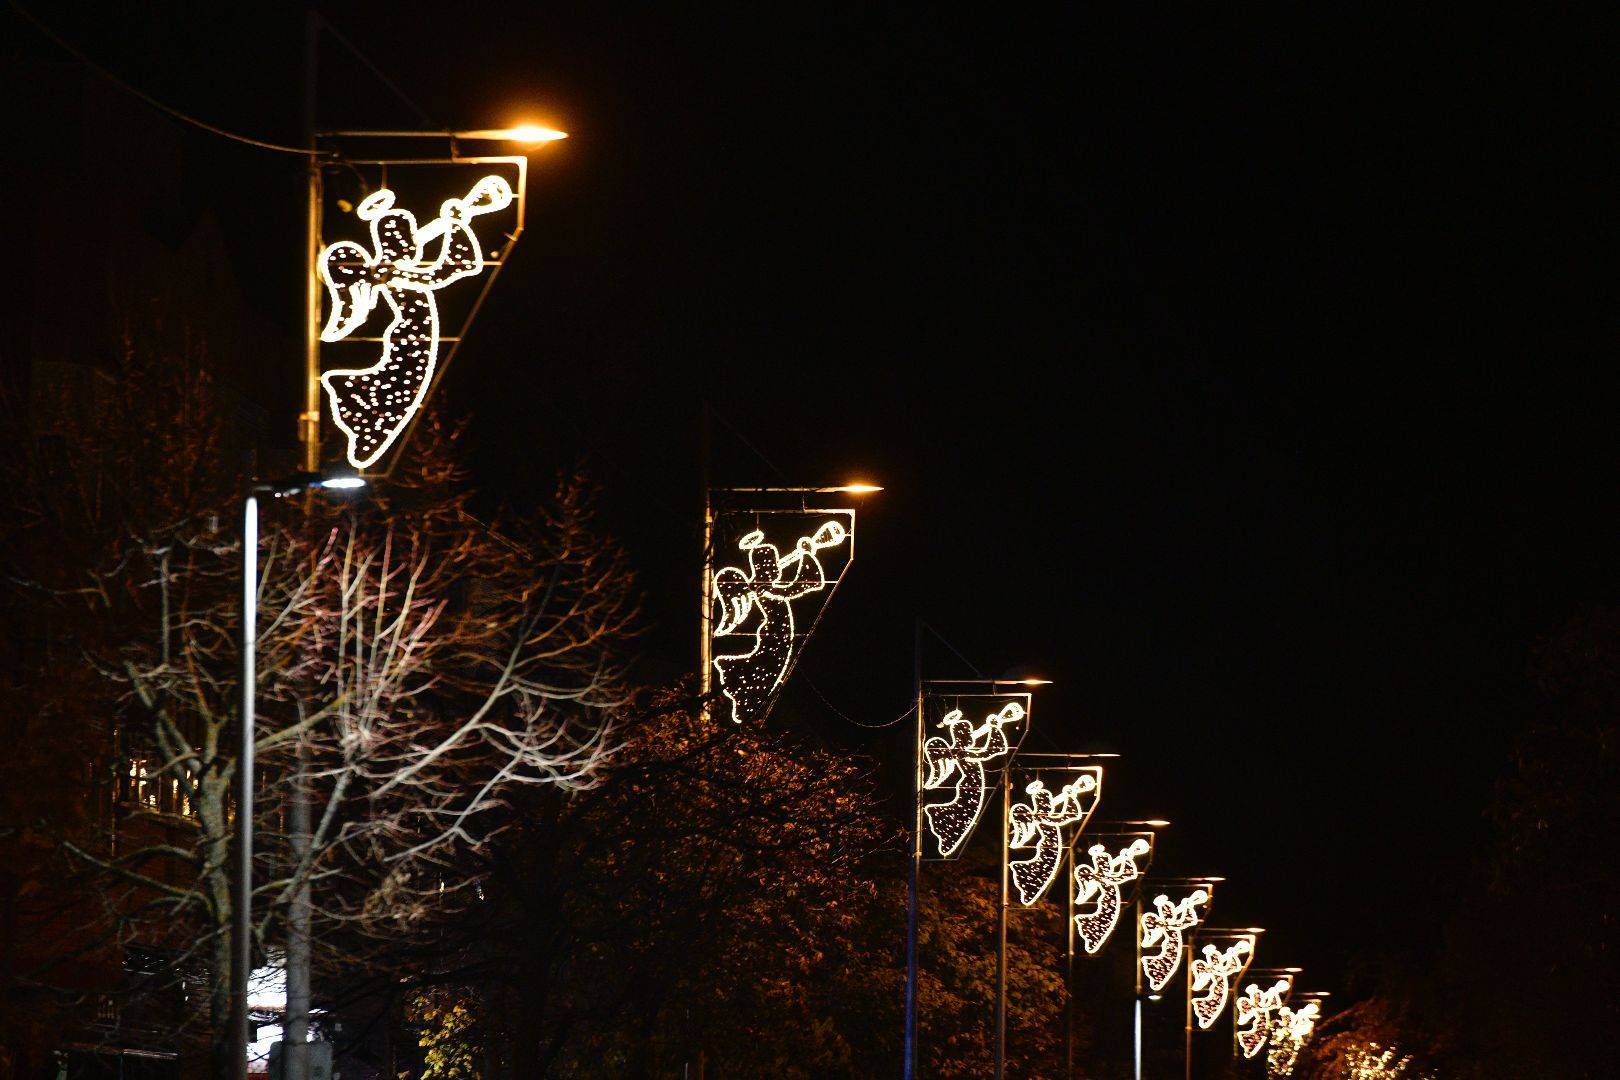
318 174 512 469
921 701 1025 858
1074 837 1150 954
1265 1001 1320 1077
711 520 848 724
1190 938 1253 1029
1008 773 1099 905
1139 889 1209 992
1235 977 1293 1059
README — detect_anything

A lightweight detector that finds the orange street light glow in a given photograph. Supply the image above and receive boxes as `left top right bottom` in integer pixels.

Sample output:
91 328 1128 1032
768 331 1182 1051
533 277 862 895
836 483 884 493
458 125 569 143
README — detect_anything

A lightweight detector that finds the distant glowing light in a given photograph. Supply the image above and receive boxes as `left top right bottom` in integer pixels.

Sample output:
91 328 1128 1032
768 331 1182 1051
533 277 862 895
922 702 1025 858
1235 977 1293 1059
318 175 512 469
1191 939 1254 1029
712 520 848 724
1008 773 1099 905
1075 838 1150 954
1140 889 1209 992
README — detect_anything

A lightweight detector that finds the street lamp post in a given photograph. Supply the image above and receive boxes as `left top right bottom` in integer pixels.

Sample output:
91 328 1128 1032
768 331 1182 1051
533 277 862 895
288 67 563 1080
993 751 1113 1079
1135 877 1222 1080
231 473 364 1080
1184 928 1263 1080
904 675 1042 1080
1063 820 1167 1080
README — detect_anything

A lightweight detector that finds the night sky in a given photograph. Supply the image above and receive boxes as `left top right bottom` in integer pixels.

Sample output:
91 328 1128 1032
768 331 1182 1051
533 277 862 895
10 3 1613 989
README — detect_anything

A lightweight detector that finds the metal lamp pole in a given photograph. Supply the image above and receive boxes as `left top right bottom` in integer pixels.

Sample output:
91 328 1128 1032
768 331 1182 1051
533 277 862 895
289 99 558 1080
1183 928 1262 1080
231 474 364 1080
1134 877 1221 1080
1063 821 1166 1080
993 751 1110 1080
906 676 1042 1080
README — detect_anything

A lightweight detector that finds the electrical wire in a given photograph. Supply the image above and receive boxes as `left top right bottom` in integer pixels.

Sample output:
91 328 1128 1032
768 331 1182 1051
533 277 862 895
9 1 327 157
801 674 915 729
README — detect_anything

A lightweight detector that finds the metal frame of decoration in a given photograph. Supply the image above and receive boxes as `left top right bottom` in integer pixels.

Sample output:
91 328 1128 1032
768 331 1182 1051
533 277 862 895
310 148 529 476
1234 970 1297 1059
702 491 859 725
1266 995 1325 1078
1136 879 1219 995
1072 831 1156 956
916 689 1033 861
1006 763 1104 906
1188 931 1258 1031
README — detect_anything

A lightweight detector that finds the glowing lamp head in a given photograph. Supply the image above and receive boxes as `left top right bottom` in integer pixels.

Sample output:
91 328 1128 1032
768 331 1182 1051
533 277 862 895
1144 819 1172 827
506 124 568 143
836 482 883 493
319 476 367 491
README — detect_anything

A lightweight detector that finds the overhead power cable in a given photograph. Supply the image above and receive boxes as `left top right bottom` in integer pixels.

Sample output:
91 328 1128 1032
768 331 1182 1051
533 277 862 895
9 1 326 157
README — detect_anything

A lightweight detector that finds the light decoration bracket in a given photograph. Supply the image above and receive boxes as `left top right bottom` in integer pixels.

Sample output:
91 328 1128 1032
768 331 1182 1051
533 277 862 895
920 691 1031 859
1008 768 1102 906
316 167 522 471
1235 975 1295 1059
1074 835 1152 954
1139 886 1212 992
1190 935 1256 1029
708 504 855 725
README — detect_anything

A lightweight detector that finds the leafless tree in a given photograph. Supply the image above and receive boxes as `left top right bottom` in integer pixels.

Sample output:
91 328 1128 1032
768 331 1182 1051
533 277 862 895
2 345 639 1071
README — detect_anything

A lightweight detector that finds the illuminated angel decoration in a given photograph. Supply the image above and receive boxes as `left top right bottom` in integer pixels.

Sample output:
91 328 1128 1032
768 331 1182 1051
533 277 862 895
712 520 847 724
318 174 513 469
1265 1002 1320 1077
1140 889 1208 992
1235 979 1291 1059
1190 940 1252 1029
1074 838 1150 954
1008 775 1097 905
921 702 1025 857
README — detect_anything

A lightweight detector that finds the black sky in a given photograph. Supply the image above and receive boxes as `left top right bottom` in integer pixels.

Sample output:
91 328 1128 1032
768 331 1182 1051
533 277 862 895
9 3 1614 987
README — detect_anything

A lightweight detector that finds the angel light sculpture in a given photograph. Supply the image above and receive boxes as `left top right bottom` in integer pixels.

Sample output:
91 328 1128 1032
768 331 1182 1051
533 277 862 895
1140 889 1208 992
1074 838 1150 954
1191 939 1252 1029
1265 1001 1320 1077
318 175 513 469
712 520 847 724
1235 979 1291 1059
922 701 1024 857
1008 775 1097 905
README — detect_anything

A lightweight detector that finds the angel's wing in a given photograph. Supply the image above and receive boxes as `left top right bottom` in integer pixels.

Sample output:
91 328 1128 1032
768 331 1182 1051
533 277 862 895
1008 803 1037 847
318 241 378 342
712 566 753 636
922 736 958 790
